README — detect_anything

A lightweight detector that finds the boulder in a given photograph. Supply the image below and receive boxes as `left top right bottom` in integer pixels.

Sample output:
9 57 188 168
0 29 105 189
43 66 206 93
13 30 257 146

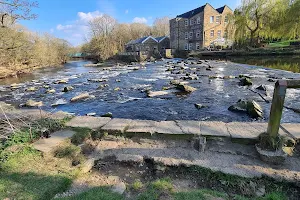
88 79 108 83
228 99 263 118
98 84 109 89
63 86 74 92
86 113 96 116
101 112 112 118
239 77 252 86
70 93 90 102
25 99 43 107
176 84 197 93
170 80 181 85
114 87 120 91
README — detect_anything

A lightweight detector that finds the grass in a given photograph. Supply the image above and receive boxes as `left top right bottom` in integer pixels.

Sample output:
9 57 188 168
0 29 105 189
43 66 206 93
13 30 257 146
71 127 92 145
268 39 300 48
132 180 144 191
0 145 75 200
56 186 124 200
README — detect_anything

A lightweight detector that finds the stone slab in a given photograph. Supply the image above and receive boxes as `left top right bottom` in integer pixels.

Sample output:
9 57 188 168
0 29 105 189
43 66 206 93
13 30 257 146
200 121 230 137
101 118 132 134
227 122 267 139
280 123 300 139
33 130 75 153
66 116 111 130
154 121 183 134
125 120 156 135
175 120 201 135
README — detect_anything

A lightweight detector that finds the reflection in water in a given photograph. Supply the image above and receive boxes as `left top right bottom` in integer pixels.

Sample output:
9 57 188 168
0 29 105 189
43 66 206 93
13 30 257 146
228 56 300 73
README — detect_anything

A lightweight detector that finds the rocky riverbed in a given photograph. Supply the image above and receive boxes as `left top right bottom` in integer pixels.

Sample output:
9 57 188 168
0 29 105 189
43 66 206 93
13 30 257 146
0 59 300 122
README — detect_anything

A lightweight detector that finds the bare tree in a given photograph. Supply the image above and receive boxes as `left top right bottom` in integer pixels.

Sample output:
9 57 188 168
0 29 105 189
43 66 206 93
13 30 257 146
152 16 170 36
0 0 38 27
89 14 117 37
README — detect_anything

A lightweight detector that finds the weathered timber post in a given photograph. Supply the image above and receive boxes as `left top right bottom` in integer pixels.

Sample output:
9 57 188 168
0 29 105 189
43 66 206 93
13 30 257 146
267 80 287 139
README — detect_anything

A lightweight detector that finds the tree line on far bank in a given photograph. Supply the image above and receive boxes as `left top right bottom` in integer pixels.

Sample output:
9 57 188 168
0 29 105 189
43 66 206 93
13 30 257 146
229 0 300 48
80 15 170 61
0 0 73 78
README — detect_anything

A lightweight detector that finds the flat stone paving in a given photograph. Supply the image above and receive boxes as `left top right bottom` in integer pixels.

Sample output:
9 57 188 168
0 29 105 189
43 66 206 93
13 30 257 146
65 116 300 140
33 130 76 153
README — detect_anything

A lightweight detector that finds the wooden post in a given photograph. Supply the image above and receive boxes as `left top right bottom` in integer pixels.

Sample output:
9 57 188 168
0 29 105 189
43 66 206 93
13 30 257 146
267 80 287 139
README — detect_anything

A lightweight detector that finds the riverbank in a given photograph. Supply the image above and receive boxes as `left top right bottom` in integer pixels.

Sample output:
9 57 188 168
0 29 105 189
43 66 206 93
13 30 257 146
0 107 299 199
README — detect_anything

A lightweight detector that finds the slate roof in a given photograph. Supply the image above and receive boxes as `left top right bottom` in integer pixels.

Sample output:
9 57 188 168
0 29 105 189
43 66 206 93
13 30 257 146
216 6 226 13
155 36 168 43
176 4 231 19
126 36 150 45
177 4 206 18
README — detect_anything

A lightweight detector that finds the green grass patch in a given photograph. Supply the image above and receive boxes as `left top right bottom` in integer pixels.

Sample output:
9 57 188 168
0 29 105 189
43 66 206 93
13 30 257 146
56 186 124 200
71 127 92 145
131 180 144 191
268 40 300 48
151 178 173 192
54 143 81 159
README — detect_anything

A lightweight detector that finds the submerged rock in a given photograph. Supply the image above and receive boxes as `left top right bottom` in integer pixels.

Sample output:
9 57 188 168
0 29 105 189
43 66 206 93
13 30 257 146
228 99 263 118
239 77 253 86
70 93 90 102
56 79 68 84
86 112 96 116
194 104 206 109
51 99 67 107
98 84 109 89
88 79 108 83
25 99 43 107
63 86 74 92
114 87 120 91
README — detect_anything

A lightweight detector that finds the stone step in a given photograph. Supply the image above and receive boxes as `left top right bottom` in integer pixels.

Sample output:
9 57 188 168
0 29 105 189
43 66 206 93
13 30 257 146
32 130 76 153
65 116 300 141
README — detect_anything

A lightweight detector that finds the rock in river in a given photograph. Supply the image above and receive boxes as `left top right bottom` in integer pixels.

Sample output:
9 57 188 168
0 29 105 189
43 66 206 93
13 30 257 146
101 112 112 118
239 77 252 86
194 103 206 109
228 99 263 118
25 99 43 107
63 86 74 92
147 91 169 97
176 84 197 93
25 87 37 92
46 89 56 94
70 93 90 102
51 99 67 107
256 85 267 91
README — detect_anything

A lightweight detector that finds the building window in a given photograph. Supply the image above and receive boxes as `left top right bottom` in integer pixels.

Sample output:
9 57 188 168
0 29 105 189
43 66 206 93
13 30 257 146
217 30 221 38
216 16 221 24
185 19 188 26
190 19 194 25
185 32 188 39
196 30 200 38
185 44 188 50
210 30 214 37
189 32 193 39
189 43 192 50
196 43 200 50
197 17 201 24
210 16 214 23
224 16 228 23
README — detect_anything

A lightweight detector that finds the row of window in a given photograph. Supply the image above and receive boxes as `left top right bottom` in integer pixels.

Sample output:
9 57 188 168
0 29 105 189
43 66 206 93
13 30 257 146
185 31 201 39
184 30 227 39
185 17 202 26
184 43 201 50
210 15 228 24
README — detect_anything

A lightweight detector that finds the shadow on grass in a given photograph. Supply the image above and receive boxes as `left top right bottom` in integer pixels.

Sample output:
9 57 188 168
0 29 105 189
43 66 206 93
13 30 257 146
0 171 72 200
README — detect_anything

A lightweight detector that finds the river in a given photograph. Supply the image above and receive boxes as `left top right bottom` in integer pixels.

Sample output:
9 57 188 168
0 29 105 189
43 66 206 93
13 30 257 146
0 58 300 123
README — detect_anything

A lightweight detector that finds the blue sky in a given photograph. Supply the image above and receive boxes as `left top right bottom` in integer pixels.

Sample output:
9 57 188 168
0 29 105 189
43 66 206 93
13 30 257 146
21 0 241 46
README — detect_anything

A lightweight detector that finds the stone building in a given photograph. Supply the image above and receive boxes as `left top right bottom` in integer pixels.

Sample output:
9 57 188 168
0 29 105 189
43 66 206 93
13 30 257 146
125 36 170 57
170 3 233 51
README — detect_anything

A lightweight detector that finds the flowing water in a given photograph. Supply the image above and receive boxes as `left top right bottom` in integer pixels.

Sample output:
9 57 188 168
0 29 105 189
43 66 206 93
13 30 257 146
0 58 300 123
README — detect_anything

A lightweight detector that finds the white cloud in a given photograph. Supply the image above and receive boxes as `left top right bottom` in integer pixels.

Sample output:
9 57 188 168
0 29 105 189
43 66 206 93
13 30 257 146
125 10 129 14
132 17 147 24
77 11 103 22
56 24 74 31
